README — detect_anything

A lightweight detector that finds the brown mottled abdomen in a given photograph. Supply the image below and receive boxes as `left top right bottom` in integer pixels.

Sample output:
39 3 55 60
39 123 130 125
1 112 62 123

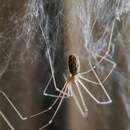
68 55 78 76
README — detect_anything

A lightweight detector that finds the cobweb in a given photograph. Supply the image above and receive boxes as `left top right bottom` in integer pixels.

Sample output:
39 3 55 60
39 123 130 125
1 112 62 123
0 0 130 130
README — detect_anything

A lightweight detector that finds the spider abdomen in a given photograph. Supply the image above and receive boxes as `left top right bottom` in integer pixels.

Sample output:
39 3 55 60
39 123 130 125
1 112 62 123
68 54 79 76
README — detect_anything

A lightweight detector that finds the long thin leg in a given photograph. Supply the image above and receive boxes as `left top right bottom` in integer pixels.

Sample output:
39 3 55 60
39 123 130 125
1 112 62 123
84 1 120 87
0 111 15 130
38 83 68 130
80 18 116 76
89 61 112 104
80 59 115 86
40 25 67 95
29 81 68 118
77 79 111 104
0 90 27 120
43 75 68 98
78 74 99 85
0 81 68 121
94 53 116 83
80 53 116 85
75 80 88 112
95 0 121 63
70 85 88 117
79 55 116 86
91 18 116 66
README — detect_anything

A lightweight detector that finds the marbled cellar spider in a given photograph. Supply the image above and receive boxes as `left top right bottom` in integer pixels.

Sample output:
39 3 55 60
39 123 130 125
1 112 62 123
30 53 113 130
0 53 115 130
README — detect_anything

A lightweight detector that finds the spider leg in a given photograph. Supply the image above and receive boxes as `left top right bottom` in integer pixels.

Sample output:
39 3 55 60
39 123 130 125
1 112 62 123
79 53 116 85
0 90 27 120
89 61 112 104
77 79 111 104
93 53 116 83
70 85 88 117
43 75 68 98
46 48 68 96
90 18 116 67
78 74 99 85
29 81 69 119
38 82 68 130
96 19 116 64
40 25 68 96
80 19 116 75
47 52 68 96
0 80 69 121
0 111 15 130
79 19 116 85
75 80 88 112
79 55 115 86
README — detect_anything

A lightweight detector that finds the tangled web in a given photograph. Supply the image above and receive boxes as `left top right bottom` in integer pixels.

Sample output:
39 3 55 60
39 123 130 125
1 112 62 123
0 0 130 130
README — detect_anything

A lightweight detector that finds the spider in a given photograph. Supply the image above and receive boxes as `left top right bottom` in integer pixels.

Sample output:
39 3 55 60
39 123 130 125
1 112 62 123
29 53 113 130
0 17 116 130
0 51 114 130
